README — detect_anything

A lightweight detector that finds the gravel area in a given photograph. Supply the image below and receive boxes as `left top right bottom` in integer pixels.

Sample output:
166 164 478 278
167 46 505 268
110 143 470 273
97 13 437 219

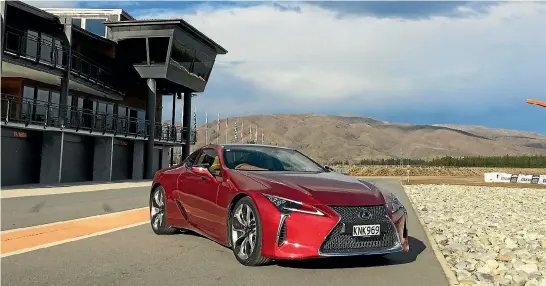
405 185 546 286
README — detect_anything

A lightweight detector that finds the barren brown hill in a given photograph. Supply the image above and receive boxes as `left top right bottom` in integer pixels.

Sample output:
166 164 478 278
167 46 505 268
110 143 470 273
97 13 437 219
193 114 546 163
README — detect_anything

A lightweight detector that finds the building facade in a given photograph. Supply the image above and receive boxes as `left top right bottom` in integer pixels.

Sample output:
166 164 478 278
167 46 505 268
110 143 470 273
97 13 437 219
0 1 227 186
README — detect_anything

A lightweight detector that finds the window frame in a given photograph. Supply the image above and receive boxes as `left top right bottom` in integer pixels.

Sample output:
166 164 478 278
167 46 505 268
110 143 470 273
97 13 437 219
196 148 222 177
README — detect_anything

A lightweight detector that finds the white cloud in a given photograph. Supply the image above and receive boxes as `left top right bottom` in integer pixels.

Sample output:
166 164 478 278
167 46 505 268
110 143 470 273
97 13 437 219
141 2 546 109
22 1 76 8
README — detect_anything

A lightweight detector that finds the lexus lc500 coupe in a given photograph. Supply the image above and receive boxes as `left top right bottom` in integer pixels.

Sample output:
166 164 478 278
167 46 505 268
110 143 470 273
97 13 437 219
149 144 409 266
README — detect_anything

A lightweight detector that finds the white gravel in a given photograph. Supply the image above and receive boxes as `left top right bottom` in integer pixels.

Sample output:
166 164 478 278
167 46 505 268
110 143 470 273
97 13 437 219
404 185 546 286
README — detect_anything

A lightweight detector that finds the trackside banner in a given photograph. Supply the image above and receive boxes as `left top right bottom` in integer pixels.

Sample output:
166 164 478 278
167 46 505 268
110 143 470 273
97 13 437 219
484 173 546 185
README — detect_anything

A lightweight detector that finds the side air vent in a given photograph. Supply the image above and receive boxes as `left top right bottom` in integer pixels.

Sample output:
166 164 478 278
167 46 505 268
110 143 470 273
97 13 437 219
277 214 288 246
278 221 287 246
175 200 188 220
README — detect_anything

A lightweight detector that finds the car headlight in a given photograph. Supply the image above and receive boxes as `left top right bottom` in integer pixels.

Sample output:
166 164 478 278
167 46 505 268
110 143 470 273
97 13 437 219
389 194 404 214
263 194 324 216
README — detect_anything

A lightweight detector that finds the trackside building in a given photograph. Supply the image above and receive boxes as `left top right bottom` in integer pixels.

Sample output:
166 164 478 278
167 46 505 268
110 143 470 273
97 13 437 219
0 1 227 186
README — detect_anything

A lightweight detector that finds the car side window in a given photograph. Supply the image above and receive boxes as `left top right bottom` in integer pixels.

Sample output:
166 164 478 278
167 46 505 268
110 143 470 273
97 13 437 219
196 148 222 176
183 150 201 168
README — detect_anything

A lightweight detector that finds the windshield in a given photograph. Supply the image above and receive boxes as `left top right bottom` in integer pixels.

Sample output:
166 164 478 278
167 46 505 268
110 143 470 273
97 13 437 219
222 146 325 172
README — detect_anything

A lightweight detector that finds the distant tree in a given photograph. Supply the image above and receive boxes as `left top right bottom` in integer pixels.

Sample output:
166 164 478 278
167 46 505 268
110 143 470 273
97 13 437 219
351 155 546 168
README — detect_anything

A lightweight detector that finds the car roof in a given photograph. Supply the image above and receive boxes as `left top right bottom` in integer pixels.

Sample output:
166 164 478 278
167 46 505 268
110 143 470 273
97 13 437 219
204 144 295 150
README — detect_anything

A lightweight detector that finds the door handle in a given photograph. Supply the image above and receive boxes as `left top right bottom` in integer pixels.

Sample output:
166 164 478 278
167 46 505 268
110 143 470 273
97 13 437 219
200 176 208 180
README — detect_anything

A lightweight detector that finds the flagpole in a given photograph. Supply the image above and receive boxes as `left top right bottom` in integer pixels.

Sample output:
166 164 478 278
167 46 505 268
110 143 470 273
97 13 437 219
193 107 196 150
205 112 208 145
241 121 244 143
180 95 184 161
225 116 229 144
261 129 264 144
217 113 220 144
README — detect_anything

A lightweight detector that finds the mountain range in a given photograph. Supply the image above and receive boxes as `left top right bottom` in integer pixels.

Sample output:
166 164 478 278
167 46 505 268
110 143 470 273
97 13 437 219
187 114 546 163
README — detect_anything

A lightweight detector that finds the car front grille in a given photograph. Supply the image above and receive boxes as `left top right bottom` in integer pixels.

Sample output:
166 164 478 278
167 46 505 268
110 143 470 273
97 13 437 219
319 205 400 254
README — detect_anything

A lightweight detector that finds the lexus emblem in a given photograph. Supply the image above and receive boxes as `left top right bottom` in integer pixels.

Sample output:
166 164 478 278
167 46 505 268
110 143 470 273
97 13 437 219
358 211 372 220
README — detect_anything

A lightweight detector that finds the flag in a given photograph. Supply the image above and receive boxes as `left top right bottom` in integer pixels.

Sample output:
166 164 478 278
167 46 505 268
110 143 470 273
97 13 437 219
192 108 197 144
234 121 238 141
205 112 208 145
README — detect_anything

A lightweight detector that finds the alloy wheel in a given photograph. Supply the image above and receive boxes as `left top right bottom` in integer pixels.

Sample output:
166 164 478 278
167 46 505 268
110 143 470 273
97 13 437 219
231 203 257 260
150 188 165 231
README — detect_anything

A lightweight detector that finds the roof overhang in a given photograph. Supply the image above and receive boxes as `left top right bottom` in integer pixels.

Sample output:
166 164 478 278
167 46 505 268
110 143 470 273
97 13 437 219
40 8 135 20
72 25 116 45
7 1 61 24
105 19 228 55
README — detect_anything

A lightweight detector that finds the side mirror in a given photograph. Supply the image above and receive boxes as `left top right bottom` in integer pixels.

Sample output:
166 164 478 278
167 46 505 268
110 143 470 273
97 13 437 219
191 164 215 180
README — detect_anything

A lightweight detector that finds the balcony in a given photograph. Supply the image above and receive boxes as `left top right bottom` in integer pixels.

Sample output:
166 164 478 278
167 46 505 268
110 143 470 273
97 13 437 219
0 93 192 144
70 51 119 94
3 26 123 97
2 26 69 73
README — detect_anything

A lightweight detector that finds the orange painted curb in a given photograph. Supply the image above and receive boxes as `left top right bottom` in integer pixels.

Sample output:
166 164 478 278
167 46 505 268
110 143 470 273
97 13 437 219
1 208 149 255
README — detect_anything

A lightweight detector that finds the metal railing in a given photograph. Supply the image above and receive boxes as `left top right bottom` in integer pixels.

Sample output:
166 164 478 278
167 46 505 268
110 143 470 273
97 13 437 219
70 51 118 92
3 26 120 93
1 94 192 144
3 26 68 70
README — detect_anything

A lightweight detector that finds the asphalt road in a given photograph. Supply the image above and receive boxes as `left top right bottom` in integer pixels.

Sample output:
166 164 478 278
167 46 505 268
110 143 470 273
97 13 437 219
1 187 149 230
1 178 450 286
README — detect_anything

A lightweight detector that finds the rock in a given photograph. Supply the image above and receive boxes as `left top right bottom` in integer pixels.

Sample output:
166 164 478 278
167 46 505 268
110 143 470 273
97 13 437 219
517 264 539 274
404 185 546 286
459 279 475 286
514 275 528 286
497 254 513 262
476 273 495 283
455 261 468 271
477 265 492 274
486 259 499 270
506 238 519 249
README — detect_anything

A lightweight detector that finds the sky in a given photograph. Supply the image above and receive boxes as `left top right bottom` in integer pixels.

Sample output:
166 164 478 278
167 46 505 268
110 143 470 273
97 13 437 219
28 1 546 134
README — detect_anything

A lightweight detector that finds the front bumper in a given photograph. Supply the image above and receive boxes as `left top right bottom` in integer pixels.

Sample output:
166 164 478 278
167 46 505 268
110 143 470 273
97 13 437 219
254 195 409 260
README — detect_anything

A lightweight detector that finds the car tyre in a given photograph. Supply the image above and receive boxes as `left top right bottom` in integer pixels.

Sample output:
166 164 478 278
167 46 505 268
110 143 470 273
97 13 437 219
229 197 271 266
150 186 178 235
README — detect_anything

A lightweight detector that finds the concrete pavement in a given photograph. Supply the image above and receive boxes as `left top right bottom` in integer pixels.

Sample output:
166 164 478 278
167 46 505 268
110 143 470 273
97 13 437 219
1 178 451 286
1 187 149 230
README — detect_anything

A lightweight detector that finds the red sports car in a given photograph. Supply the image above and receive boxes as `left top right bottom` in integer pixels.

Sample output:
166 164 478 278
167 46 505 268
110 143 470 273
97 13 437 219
149 144 409 266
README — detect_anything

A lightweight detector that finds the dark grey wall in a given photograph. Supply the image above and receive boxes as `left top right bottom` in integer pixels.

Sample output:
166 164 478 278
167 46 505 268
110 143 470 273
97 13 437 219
153 148 161 174
132 140 144 180
161 146 170 170
61 133 93 183
112 139 132 181
92 137 113 181
1 128 42 186
39 131 64 184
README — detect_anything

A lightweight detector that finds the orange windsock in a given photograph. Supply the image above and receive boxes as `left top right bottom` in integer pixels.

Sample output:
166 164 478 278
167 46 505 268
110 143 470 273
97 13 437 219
526 99 546 108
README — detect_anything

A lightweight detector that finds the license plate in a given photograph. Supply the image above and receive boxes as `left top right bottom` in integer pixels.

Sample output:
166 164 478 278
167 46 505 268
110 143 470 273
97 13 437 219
352 224 381 237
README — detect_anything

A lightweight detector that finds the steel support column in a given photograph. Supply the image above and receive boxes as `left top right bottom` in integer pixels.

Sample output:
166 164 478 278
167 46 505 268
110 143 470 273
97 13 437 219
181 92 192 161
1 0 6 73
145 78 156 179
59 19 73 127
170 93 176 165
